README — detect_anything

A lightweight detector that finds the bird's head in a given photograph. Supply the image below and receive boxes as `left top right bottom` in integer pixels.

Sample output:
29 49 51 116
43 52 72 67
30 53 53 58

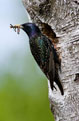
10 23 41 38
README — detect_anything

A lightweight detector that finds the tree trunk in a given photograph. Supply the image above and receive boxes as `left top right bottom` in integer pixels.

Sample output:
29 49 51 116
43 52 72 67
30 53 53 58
22 0 79 120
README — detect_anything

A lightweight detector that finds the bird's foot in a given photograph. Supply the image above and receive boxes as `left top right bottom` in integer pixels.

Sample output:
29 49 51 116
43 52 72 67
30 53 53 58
53 85 57 91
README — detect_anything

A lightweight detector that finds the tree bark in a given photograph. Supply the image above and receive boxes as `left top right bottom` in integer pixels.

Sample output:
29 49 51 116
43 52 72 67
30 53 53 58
22 0 79 121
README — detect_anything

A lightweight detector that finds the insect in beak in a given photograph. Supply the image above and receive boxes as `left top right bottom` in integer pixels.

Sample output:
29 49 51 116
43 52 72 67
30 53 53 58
10 24 23 34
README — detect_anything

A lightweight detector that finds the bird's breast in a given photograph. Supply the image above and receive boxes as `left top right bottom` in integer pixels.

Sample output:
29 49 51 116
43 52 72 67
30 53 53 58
29 38 42 66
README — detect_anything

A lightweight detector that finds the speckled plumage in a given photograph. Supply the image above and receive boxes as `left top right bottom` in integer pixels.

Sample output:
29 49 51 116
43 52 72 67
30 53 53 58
21 23 64 95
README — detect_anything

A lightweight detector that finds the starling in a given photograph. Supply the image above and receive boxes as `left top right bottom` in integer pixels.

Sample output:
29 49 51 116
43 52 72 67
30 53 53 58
10 23 64 95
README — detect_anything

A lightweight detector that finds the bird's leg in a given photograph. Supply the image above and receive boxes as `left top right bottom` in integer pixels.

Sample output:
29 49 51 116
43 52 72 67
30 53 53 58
53 85 57 91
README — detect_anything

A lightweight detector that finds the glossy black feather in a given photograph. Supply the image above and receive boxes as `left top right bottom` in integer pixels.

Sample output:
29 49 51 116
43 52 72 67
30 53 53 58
21 23 64 95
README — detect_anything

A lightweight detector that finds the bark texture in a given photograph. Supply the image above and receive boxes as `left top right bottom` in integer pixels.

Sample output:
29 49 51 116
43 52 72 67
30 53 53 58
22 0 79 121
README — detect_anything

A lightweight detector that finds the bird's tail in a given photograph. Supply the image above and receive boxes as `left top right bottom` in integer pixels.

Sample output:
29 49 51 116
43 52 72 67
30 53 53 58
48 69 64 95
55 70 64 95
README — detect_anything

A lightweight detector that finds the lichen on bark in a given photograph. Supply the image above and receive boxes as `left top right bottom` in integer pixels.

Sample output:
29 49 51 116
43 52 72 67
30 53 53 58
22 0 79 121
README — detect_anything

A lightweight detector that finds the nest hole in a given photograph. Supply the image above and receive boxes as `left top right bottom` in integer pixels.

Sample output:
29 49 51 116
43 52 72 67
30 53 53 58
74 73 79 81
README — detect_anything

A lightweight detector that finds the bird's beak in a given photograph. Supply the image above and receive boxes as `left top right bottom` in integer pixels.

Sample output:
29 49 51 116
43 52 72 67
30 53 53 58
10 24 24 34
16 24 24 29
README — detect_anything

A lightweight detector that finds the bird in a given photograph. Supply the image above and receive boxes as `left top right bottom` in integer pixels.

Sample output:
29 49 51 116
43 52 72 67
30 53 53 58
10 23 64 95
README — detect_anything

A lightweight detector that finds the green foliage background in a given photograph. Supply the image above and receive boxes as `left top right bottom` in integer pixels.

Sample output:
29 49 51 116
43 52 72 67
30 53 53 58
0 0 54 121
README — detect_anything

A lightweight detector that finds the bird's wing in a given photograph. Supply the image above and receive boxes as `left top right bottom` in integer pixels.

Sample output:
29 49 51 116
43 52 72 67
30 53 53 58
41 35 64 95
48 50 56 89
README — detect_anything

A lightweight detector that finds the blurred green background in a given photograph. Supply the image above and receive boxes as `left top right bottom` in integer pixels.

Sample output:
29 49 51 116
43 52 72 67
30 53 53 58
0 0 54 121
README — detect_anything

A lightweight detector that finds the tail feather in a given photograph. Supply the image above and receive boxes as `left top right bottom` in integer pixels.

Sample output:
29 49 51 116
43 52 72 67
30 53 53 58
55 71 64 95
48 69 64 95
